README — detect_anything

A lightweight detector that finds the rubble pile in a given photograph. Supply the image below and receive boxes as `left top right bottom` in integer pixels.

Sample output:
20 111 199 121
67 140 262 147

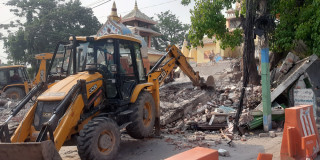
0 97 31 134
159 59 263 134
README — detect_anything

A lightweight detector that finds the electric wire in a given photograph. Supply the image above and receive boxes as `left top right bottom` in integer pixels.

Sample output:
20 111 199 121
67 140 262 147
97 0 178 19
84 0 106 7
91 0 111 9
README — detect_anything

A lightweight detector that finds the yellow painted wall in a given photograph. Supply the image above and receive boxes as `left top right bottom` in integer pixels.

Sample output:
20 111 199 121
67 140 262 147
187 39 242 64
188 48 197 63
181 40 190 57
182 47 190 57
223 46 242 58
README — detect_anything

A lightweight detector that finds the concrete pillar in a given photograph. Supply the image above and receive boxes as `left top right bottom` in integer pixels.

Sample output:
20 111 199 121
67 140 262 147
261 48 272 131
148 36 151 48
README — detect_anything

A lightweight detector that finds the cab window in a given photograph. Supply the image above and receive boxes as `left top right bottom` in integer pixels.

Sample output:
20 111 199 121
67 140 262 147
134 43 146 81
0 70 7 86
9 69 23 83
119 41 134 76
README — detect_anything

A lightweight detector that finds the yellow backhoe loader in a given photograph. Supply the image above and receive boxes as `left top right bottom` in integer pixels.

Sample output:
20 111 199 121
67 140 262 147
0 53 52 100
0 34 212 160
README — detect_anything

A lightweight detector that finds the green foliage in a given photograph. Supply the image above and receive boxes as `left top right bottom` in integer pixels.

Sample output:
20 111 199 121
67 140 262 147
181 0 192 5
270 0 320 56
153 11 190 50
240 0 246 16
185 0 242 49
3 28 27 64
3 0 101 65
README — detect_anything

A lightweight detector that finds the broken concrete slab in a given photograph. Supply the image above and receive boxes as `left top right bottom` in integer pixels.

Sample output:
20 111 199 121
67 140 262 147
305 59 320 122
259 133 269 137
269 131 276 138
256 54 318 111
218 149 230 157
279 52 300 74
160 92 212 125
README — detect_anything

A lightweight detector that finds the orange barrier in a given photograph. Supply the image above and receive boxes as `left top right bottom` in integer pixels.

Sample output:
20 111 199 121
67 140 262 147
165 147 218 160
257 153 273 160
280 105 320 160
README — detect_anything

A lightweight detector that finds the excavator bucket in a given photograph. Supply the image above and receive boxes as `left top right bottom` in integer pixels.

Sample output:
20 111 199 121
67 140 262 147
0 141 62 160
205 75 216 89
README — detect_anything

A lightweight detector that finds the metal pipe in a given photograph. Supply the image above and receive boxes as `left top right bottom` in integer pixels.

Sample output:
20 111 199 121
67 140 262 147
7 82 44 123
72 35 77 74
4 115 13 124
48 81 81 124
148 49 170 75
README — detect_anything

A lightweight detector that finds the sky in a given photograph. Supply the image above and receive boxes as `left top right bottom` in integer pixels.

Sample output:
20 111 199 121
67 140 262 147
0 0 196 64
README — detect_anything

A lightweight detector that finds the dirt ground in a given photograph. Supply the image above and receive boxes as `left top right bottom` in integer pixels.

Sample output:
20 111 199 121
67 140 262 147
59 132 283 160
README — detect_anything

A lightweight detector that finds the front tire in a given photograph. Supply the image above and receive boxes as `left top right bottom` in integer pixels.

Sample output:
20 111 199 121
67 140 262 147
126 91 156 139
77 117 120 160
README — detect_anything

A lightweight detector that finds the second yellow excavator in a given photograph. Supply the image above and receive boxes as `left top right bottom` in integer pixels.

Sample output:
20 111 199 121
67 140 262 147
0 53 52 100
0 34 213 160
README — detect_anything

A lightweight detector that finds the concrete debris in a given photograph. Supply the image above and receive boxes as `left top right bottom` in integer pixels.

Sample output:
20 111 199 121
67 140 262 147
269 131 276 138
218 149 230 157
159 59 266 135
241 135 247 141
205 75 216 89
239 109 254 125
256 54 318 111
279 52 300 74
259 133 269 138
0 100 21 119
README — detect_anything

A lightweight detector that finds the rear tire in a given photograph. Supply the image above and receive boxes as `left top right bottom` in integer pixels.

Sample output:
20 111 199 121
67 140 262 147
5 87 25 100
126 91 156 139
77 117 120 160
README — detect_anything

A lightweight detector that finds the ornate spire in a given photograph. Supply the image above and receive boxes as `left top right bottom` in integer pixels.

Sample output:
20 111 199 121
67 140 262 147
109 1 120 21
134 0 138 10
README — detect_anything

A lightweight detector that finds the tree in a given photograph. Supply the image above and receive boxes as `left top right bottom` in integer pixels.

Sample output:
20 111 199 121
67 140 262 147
186 0 242 49
269 0 320 57
152 11 190 51
3 28 27 64
181 0 260 85
182 0 262 133
2 0 101 69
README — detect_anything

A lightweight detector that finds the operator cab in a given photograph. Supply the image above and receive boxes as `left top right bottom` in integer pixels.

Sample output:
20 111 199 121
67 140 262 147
48 35 147 104
0 66 30 90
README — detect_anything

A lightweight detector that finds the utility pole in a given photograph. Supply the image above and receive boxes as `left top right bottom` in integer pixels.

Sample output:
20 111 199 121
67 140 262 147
259 0 272 131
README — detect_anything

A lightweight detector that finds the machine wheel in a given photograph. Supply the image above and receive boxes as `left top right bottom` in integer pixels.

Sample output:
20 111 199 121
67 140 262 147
5 87 25 100
126 91 156 139
77 117 120 160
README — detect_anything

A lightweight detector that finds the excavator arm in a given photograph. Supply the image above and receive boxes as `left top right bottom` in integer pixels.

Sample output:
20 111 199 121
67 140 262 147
148 45 205 87
145 45 213 137
33 53 53 86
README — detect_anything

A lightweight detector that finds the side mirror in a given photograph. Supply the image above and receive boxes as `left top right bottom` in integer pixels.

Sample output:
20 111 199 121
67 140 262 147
110 64 117 72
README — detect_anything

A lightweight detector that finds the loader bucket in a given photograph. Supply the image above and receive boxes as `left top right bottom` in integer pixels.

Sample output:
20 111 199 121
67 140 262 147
0 140 62 160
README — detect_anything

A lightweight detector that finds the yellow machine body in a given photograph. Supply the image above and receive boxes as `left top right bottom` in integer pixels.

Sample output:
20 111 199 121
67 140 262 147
0 53 52 100
0 34 207 160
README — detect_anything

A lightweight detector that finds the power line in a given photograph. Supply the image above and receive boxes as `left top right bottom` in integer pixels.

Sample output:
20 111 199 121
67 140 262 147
119 0 178 14
139 0 178 10
84 0 107 8
91 0 111 9
98 0 178 19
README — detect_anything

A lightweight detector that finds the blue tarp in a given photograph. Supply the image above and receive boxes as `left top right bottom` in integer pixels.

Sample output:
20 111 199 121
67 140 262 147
215 56 222 62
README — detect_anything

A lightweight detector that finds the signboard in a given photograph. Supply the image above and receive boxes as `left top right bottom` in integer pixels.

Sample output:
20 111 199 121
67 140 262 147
294 89 314 105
